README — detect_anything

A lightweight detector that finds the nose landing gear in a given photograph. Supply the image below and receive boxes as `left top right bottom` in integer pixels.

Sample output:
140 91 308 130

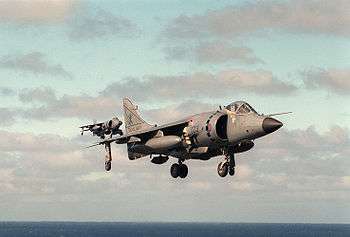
217 161 228 177
170 161 188 178
217 152 235 178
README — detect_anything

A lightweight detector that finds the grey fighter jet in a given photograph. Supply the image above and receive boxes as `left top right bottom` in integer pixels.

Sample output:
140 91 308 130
82 98 289 178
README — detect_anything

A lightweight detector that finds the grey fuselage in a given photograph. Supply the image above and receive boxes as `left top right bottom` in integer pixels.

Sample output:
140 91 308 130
127 102 282 161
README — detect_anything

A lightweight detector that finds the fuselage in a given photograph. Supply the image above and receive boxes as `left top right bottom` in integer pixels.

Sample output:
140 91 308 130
129 101 283 161
181 108 278 159
187 109 266 147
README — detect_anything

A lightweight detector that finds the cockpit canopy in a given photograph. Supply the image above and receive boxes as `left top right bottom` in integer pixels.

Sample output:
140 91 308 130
225 101 258 114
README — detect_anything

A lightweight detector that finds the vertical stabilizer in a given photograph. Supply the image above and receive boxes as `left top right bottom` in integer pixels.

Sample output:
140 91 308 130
122 98 152 134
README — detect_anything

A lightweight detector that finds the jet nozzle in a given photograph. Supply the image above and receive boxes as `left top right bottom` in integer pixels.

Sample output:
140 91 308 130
262 117 283 134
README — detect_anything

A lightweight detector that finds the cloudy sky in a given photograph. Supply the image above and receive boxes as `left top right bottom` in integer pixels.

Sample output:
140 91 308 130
0 0 349 223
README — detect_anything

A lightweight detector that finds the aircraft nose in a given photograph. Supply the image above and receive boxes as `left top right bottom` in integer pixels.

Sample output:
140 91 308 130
262 117 283 134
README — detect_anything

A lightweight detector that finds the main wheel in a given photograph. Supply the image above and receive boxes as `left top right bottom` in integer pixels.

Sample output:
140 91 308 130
229 167 235 176
179 164 188 178
217 162 228 177
170 163 180 178
105 161 112 171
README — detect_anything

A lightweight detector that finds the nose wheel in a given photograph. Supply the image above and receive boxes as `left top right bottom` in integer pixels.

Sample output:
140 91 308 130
217 153 235 178
217 161 228 177
170 162 188 178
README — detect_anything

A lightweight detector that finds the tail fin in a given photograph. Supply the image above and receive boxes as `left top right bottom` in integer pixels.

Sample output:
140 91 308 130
122 98 152 134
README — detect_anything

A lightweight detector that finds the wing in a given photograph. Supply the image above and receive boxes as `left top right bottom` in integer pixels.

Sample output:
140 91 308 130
85 118 189 147
128 119 190 160
127 118 189 138
266 111 292 117
85 136 129 148
79 122 104 129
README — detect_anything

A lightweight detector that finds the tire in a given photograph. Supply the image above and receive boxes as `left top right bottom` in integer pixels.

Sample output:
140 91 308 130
217 162 228 177
170 163 180 178
105 161 112 171
229 167 235 176
179 164 188 178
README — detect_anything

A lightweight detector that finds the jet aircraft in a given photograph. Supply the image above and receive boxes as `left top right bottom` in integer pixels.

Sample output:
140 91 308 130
82 98 288 178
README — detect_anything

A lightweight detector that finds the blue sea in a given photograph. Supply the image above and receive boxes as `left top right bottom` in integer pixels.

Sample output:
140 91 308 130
0 222 348 237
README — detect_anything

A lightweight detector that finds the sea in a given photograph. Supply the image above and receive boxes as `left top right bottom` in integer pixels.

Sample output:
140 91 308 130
0 222 349 237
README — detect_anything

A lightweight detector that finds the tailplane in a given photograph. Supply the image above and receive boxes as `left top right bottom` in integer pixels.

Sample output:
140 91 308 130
122 98 152 134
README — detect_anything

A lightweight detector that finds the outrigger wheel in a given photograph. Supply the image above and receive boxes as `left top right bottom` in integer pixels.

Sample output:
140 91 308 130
105 161 112 171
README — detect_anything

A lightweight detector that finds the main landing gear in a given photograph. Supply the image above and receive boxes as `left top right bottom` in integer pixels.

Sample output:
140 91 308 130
170 160 188 179
217 153 235 178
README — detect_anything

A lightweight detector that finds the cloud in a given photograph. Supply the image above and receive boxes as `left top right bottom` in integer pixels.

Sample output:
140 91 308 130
102 69 297 102
0 125 349 221
1 125 348 194
9 87 214 123
187 181 211 191
164 41 263 64
0 2 138 41
143 100 216 124
337 176 350 188
18 87 120 120
0 130 95 196
0 108 17 126
0 0 77 24
0 87 15 96
0 129 132 198
7 69 295 123
248 126 350 179
163 0 350 40
19 87 57 103
15 87 215 122
302 68 350 94
2 70 293 123
77 171 111 182
0 52 72 79
0 130 76 153
68 9 138 40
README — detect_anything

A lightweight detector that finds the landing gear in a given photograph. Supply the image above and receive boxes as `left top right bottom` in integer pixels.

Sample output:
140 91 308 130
179 164 188 178
228 153 235 176
170 162 188 178
105 160 112 171
229 166 235 176
217 162 228 177
217 151 235 178
170 163 179 178
104 142 112 171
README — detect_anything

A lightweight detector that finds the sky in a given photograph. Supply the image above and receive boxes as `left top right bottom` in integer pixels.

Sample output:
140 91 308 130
0 0 349 223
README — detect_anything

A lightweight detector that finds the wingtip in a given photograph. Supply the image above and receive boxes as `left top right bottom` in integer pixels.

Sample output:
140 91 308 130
267 111 293 117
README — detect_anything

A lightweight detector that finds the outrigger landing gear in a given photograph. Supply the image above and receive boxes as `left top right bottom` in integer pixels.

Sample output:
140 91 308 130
170 160 188 178
217 151 235 178
104 142 112 171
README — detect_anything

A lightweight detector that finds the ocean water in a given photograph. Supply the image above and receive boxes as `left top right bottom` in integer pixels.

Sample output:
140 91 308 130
0 222 349 237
